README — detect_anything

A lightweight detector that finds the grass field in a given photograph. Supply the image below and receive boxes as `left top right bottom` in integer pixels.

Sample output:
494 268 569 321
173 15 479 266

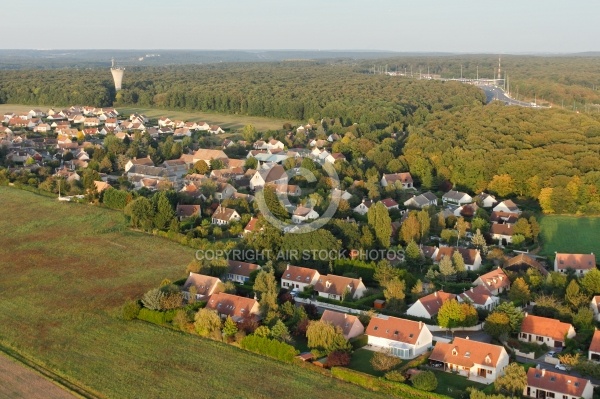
0 187 393 399
539 215 600 257
432 370 486 399
0 104 294 132
347 349 389 377
0 353 75 399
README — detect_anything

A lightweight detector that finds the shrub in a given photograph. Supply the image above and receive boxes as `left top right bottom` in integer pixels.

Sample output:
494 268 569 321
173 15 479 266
122 300 141 320
371 351 402 371
411 371 438 391
136 308 176 325
325 350 352 367
385 370 406 382
240 335 299 363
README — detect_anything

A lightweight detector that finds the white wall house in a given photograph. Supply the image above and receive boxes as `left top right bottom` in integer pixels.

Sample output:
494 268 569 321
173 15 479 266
519 314 576 348
280 265 320 291
429 338 509 383
366 315 432 359
524 368 593 399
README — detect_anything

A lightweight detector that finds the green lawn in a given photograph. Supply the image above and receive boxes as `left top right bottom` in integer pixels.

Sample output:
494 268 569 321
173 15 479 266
0 187 391 399
347 349 392 377
539 215 600 257
432 370 487 399
118 106 294 132
0 103 295 132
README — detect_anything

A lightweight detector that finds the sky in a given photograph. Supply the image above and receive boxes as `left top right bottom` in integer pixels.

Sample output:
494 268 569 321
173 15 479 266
1 0 599 53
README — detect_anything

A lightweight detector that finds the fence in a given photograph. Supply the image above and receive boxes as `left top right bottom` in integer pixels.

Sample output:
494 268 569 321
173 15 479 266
425 322 484 332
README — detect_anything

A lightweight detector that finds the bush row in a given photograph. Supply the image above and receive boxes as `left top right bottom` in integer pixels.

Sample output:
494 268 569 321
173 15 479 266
137 308 177 325
240 335 299 363
331 367 447 399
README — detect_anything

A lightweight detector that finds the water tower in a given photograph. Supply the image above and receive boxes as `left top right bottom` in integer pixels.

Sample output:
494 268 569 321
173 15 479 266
110 58 125 91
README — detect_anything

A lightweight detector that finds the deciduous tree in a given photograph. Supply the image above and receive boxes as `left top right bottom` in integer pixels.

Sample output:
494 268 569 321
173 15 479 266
494 363 527 397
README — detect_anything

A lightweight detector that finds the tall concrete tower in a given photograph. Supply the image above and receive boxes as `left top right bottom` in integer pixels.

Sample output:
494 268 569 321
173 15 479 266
110 58 125 91
497 56 501 80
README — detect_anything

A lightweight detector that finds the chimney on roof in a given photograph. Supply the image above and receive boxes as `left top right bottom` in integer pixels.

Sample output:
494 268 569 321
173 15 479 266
286 264 290 270
470 287 474 292
434 291 438 297
524 312 528 318
419 321 423 329
466 336 470 340
541 369 546 377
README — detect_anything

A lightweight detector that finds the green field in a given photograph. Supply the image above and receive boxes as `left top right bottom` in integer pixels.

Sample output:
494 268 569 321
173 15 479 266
539 215 600 257
0 104 294 132
0 187 390 399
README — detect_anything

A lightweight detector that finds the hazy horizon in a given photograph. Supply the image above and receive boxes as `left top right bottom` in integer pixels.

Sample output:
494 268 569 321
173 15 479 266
2 0 599 53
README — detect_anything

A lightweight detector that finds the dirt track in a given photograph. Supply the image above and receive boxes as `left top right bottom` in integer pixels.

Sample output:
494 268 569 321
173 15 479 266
0 353 75 399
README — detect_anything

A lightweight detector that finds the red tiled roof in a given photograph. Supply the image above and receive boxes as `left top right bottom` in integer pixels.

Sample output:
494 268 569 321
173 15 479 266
366 315 425 345
206 292 259 321
227 260 260 278
314 274 363 297
527 368 589 398
282 265 319 284
589 330 600 353
383 172 413 184
321 310 363 338
429 337 505 368
491 223 514 236
244 217 258 232
380 198 398 208
476 267 510 292
521 314 573 342
176 204 200 218
416 291 456 316
459 285 493 306
555 253 596 270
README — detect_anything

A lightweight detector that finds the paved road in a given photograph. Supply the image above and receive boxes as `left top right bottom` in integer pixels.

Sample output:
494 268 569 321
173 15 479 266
480 86 538 107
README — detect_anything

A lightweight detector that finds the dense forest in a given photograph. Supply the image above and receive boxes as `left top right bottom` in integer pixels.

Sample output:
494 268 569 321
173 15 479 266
403 103 600 214
0 63 484 125
364 55 600 107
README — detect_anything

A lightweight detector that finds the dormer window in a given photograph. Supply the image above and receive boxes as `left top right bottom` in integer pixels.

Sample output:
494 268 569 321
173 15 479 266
485 355 491 364
452 348 458 356
373 326 378 331
550 377 556 381
464 352 470 358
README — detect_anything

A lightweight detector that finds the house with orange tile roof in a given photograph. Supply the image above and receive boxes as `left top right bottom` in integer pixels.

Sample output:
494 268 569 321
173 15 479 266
406 290 457 319
472 267 511 295
381 172 413 188
281 264 320 291
519 314 576 348
243 217 259 235
320 310 364 340
554 252 596 276
458 285 499 311
505 253 548 276
524 367 592 399
429 337 509 382
205 292 261 322
211 205 240 225
182 272 223 301
93 181 112 194
588 330 600 362
491 223 515 244
314 274 367 301
366 315 432 359
176 204 201 220
226 260 261 284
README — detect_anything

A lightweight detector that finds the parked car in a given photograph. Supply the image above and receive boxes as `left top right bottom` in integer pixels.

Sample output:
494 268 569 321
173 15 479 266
547 351 556 357
555 364 567 371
